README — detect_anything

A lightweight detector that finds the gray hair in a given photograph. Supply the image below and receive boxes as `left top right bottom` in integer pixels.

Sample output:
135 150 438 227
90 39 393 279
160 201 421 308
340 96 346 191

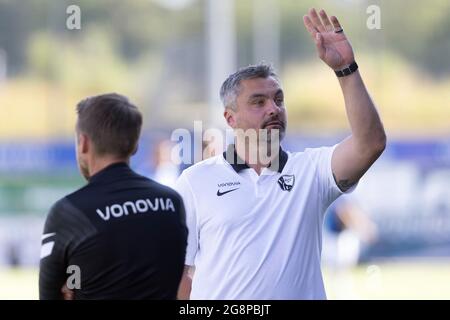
220 63 279 109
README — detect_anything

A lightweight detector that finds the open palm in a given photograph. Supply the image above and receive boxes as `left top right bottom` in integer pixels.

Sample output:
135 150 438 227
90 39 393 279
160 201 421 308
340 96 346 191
303 8 355 70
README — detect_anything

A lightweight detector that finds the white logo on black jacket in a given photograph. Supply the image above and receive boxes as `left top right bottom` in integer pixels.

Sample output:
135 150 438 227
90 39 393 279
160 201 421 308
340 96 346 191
96 198 176 221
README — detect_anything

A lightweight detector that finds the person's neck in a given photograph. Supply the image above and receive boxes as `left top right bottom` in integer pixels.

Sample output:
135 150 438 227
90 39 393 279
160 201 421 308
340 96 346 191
89 156 129 178
234 139 279 175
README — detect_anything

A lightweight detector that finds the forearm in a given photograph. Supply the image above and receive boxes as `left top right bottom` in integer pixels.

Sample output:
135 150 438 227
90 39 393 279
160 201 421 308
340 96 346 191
338 69 386 153
39 262 66 300
177 266 193 300
304 8 386 186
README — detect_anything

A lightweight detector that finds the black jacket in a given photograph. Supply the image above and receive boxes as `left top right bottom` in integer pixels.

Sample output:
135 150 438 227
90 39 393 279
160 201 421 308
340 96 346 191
39 162 187 299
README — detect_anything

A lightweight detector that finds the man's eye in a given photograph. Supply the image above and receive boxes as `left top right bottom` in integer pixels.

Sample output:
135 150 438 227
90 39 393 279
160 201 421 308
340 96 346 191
275 98 284 106
253 99 265 106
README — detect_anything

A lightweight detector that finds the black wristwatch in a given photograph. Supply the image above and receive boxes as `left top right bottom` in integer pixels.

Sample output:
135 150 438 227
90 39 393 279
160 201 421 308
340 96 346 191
335 61 358 77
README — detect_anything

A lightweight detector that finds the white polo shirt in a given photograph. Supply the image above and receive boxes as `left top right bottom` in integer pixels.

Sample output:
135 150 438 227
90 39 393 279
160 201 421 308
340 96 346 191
174 144 353 300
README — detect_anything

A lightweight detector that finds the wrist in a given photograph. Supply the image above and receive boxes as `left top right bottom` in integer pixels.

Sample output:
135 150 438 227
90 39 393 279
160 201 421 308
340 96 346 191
334 61 358 77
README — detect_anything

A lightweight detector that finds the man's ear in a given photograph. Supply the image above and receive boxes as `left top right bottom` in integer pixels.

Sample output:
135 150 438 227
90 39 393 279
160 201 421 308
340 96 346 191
78 133 90 154
224 108 236 128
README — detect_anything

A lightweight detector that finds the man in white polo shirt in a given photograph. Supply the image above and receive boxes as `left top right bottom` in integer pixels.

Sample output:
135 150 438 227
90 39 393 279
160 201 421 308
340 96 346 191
176 8 386 299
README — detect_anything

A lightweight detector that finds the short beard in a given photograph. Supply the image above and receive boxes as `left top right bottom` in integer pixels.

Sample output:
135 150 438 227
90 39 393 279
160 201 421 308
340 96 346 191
78 156 90 180
260 128 284 144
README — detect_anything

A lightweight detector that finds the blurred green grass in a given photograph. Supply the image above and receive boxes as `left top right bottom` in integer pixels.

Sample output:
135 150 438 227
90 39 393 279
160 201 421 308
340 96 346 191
323 260 450 300
0 267 39 300
2 260 450 300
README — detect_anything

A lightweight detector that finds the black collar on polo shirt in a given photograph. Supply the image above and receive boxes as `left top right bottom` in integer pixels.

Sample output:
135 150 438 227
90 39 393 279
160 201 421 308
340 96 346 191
222 144 288 173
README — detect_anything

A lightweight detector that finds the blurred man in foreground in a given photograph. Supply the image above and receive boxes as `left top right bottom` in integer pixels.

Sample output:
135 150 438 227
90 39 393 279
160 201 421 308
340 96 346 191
39 93 187 299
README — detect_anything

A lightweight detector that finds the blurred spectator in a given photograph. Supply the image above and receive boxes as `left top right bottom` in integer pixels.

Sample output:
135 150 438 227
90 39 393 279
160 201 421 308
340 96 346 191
323 195 378 270
322 195 379 298
137 139 180 188
152 140 180 187
201 137 221 160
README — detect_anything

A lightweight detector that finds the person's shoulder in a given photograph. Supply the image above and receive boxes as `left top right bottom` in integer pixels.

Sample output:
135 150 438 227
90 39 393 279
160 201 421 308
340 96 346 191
180 154 225 177
63 182 100 212
65 178 98 199
127 169 184 203
285 145 337 172
47 197 67 216
45 196 76 225
147 178 184 200
58 182 109 220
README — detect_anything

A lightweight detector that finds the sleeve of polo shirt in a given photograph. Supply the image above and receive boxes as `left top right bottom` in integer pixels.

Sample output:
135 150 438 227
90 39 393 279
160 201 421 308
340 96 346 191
174 172 198 266
305 145 357 210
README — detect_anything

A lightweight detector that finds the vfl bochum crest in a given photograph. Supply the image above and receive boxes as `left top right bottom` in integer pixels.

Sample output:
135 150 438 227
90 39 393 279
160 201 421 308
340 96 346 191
278 175 295 191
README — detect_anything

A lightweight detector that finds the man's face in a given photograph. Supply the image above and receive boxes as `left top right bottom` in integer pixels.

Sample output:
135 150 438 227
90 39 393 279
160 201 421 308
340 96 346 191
225 76 287 143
